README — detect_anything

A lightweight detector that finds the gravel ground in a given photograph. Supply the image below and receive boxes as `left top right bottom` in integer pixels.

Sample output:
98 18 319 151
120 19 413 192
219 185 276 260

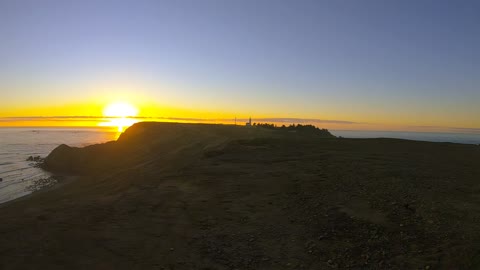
1 123 479 269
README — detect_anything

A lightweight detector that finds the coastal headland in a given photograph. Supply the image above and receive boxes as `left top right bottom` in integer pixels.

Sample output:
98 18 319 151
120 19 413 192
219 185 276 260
1 122 480 269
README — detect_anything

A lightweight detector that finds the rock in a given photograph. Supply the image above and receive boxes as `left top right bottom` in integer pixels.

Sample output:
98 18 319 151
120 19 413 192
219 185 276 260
41 144 99 173
42 141 121 174
41 144 78 172
27 155 42 162
404 203 416 213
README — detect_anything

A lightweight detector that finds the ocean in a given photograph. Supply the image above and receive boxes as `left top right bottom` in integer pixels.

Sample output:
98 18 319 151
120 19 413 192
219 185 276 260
0 127 117 204
0 126 479 204
332 130 480 145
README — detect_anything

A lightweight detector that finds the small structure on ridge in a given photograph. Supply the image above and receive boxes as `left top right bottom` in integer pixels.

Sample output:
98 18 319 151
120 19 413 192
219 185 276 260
245 117 252 126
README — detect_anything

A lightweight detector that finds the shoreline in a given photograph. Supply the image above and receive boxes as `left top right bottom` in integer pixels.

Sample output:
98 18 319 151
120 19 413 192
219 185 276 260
0 127 119 204
0 174 79 209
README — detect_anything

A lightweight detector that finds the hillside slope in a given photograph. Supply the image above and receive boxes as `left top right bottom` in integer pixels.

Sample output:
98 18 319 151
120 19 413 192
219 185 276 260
1 122 480 269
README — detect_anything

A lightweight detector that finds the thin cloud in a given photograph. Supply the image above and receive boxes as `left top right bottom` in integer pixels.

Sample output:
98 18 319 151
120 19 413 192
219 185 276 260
248 118 358 125
1 116 358 125
4 116 478 134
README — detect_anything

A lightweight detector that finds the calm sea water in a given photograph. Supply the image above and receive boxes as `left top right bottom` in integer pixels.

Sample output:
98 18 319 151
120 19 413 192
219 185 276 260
0 127 479 204
332 130 480 145
0 127 117 204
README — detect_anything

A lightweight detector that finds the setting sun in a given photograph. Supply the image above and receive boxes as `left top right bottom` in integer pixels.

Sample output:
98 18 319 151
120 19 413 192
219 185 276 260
100 102 139 132
103 102 138 118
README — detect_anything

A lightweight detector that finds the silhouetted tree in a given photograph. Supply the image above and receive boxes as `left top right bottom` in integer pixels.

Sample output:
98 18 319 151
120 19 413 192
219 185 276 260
253 123 334 137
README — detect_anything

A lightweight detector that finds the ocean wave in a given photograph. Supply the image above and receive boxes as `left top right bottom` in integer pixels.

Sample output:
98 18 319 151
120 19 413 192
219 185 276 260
0 162 13 166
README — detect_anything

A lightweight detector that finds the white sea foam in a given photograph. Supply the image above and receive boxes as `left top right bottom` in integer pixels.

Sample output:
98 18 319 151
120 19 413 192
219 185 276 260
0 127 117 203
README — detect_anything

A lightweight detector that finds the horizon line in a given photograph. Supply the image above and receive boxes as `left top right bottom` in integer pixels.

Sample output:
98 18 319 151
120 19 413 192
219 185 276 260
0 116 479 135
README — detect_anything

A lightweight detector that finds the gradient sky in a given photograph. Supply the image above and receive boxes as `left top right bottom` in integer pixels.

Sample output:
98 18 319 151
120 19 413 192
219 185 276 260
1 0 479 131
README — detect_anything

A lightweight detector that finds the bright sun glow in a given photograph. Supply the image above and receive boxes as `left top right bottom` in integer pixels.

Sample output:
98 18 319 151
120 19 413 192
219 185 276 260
103 102 139 117
100 102 139 132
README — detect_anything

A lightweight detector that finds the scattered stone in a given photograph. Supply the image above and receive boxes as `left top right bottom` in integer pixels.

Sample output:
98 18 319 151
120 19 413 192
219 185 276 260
318 234 327 240
26 177 58 192
26 155 42 162
404 203 416 213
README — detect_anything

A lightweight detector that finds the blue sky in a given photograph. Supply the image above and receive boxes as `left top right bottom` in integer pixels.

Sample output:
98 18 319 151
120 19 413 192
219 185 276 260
1 0 479 130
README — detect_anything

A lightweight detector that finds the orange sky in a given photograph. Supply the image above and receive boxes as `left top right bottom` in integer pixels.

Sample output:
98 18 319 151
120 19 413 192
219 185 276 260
2 78 479 133
1 99 479 135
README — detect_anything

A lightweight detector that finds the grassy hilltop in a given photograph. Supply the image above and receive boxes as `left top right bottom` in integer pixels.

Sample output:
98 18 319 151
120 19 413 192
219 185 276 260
1 122 480 269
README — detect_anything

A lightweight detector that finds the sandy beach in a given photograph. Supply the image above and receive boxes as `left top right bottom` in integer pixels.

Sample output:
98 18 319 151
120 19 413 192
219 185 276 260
1 122 480 269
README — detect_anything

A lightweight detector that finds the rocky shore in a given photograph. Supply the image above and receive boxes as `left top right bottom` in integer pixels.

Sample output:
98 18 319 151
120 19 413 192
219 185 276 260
1 122 480 269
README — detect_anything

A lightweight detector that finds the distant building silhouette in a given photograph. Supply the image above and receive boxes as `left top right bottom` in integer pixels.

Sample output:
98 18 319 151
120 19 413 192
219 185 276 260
246 117 252 126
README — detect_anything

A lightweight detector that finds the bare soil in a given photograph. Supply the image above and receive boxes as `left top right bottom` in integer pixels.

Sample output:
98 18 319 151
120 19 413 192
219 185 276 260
1 122 480 269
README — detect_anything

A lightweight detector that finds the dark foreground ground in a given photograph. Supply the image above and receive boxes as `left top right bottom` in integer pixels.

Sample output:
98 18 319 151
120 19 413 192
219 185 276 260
1 122 480 269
